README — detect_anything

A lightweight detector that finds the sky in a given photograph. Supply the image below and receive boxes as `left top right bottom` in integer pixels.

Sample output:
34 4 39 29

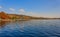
0 0 60 18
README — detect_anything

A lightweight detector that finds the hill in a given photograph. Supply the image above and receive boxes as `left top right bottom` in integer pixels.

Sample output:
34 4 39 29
0 11 31 21
0 11 60 21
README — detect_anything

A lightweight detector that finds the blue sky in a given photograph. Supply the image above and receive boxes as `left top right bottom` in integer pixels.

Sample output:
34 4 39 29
0 0 60 17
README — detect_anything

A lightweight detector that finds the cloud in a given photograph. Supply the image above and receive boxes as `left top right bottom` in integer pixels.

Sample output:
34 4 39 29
9 8 16 14
18 9 40 17
9 8 15 11
0 6 2 8
19 9 25 13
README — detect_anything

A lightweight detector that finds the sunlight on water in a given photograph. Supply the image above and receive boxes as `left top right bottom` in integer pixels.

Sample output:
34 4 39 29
0 20 60 37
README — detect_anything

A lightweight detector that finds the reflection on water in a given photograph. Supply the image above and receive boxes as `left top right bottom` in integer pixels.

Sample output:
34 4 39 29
0 20 60 37
0 21 8 27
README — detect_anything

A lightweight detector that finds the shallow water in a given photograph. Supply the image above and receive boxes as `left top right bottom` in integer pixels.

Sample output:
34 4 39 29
0 20 60 37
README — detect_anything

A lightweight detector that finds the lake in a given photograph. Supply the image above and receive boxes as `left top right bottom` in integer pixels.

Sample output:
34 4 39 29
0 20 60 37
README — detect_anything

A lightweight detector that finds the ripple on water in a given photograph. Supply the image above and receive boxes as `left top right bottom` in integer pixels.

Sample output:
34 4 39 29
0 20 60 37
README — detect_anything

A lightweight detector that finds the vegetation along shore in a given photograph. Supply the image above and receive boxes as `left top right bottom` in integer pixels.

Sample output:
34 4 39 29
0 11 60 21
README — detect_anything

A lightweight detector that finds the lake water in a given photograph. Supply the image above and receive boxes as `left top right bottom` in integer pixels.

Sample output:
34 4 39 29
0 20 60 37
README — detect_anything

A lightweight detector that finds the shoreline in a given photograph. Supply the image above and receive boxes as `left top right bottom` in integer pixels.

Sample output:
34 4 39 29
0 19 60 21
0 19 29 21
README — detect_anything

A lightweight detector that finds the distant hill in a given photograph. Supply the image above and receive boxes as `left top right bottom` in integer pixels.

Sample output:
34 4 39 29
0 11 60 21
0 11 32 20
0 11 10 19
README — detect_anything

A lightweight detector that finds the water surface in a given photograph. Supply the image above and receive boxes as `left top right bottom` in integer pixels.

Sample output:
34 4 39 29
0 20 60 37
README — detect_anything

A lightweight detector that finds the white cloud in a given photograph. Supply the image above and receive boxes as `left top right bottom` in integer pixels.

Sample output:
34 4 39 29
9 8 15 11
19 9 25 13
18 9 40 17
9 8 16 14
0 6 2 8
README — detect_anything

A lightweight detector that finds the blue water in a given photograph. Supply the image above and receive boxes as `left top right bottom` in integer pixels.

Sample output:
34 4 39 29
0 20 60 37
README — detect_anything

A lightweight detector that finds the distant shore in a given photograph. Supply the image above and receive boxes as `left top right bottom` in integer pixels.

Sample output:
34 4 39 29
0 11 60 21
0 18 60 21
0 19 30 21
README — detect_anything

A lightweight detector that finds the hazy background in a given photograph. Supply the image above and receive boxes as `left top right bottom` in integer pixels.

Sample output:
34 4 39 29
0 0 60 18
